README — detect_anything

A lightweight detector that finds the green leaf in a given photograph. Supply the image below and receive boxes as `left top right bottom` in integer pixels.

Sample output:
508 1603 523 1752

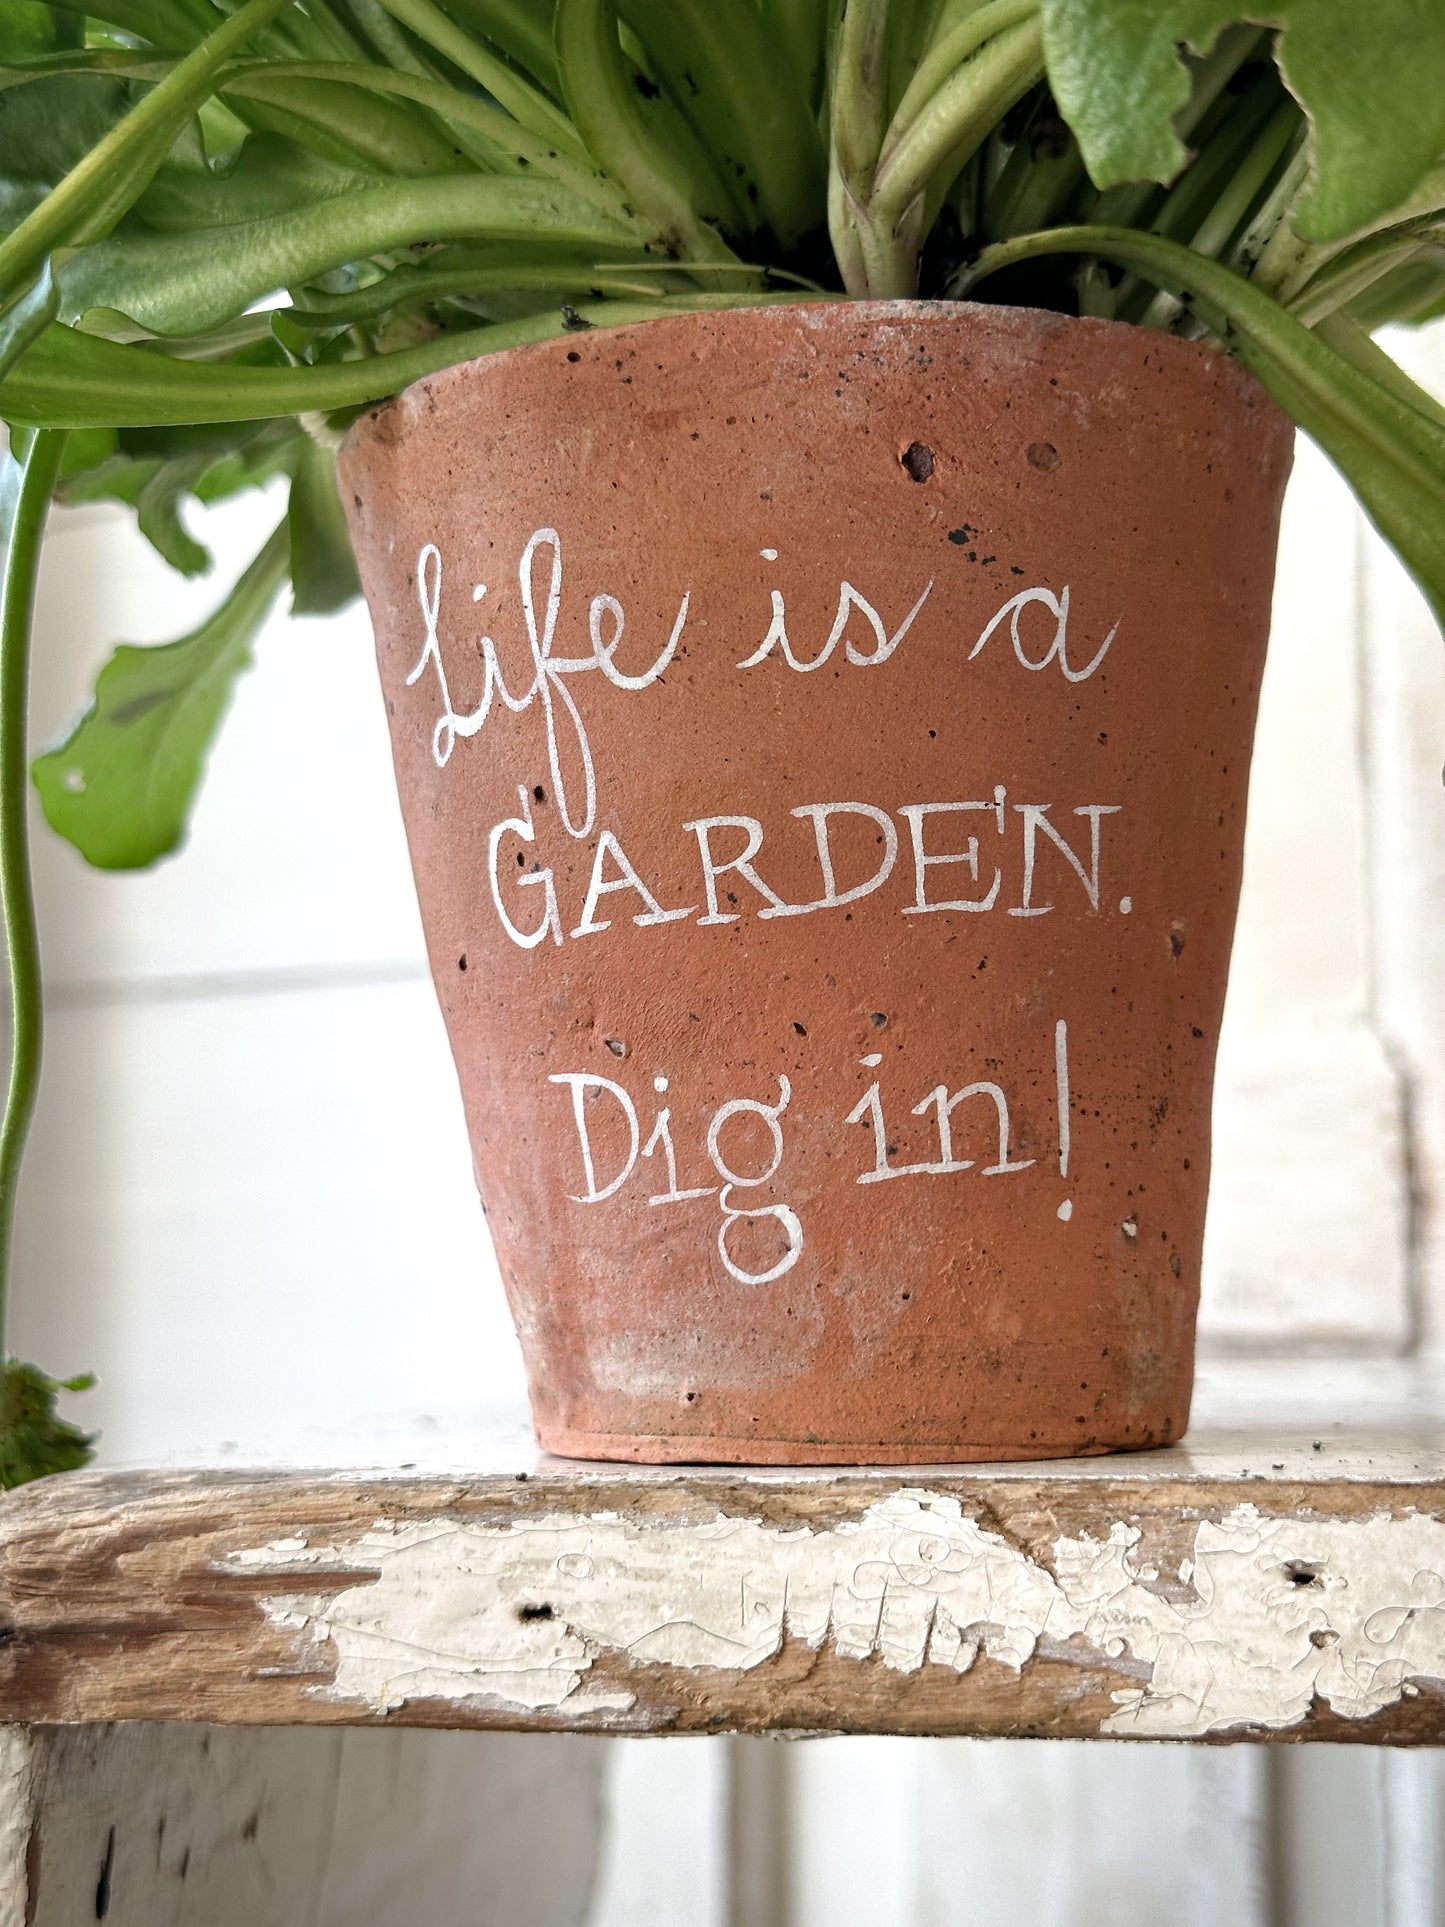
0 73 139 226
0 257 57 383
33 518 288 867
840 6 1045 298
45 0 212 50
1040 1 1445 244
1314 310 1445 431
619 0 828 246
373 0 581 154
288 436 359 613
1344 251 1445 333
58 173 639 336
55 420 302 523
136 130 378 233
0 0 293 312
0 1358 95 1488
760 0 834 115
437 0 561 93
281 244 679 327
216 58 641 216
554 0 742 262
219 68 472 176
135 448 226 573
0 1 81 61
954 223 1445 630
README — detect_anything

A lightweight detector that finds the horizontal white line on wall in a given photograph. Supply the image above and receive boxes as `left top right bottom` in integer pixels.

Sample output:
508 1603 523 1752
42 958 431 1011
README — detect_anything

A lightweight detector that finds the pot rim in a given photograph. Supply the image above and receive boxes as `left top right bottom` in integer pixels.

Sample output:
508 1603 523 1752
342 296 1284 465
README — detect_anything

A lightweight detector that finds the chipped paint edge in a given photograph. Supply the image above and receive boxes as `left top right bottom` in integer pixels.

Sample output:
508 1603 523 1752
233 1489 1445 1740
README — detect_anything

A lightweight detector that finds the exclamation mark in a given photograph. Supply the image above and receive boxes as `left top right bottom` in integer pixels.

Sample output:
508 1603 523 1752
1055 1018 1073 1221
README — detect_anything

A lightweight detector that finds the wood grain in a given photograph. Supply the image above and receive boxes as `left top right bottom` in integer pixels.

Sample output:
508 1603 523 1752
5 1458 1445 1742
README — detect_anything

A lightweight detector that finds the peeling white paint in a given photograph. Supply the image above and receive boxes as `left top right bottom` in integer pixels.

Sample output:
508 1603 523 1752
235 1491 1445 1736
0 1727 35 1927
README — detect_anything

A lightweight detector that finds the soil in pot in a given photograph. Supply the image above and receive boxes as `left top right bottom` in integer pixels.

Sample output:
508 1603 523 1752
341 300 1294 1464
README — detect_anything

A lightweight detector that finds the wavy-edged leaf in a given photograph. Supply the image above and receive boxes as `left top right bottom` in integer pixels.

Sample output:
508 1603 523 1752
58 174 639 335
955 223 1445 628
0 0 292 311
0 1359 95 1489
33 518 288 868
135 448 216 573
137 131 379 233
1040 0 1445 245
56 419 303 527
288 436 359 613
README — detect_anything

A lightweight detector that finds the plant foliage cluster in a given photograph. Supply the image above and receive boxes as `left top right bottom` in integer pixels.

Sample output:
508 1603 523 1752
0 0 1442 1482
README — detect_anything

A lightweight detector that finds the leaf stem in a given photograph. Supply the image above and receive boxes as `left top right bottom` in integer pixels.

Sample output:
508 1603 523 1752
853 13 1043 296
886 0 1035 146
831 0 892 197
0 427 64 1358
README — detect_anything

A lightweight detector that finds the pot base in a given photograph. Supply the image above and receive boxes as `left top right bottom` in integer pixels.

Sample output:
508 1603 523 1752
536 1424 1182 1467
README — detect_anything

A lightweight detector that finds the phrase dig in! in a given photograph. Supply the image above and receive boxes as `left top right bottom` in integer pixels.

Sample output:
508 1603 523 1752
406 531 1132 951
549 1020 1077 1286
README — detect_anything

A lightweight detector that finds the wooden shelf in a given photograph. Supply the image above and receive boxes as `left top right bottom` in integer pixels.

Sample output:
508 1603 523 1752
5 1360 1445 1745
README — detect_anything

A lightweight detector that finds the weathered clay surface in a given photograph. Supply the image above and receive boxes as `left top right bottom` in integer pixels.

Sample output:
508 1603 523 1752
341 301 1294 1463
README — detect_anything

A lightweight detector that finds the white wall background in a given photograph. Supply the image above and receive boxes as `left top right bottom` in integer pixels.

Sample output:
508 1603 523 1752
9 320 1445 1924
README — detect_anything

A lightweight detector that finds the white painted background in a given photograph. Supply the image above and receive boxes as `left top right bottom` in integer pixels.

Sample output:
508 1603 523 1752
10 320 1445 1923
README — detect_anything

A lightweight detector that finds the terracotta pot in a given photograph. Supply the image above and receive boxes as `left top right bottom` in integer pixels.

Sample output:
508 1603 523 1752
341 301 1293 1465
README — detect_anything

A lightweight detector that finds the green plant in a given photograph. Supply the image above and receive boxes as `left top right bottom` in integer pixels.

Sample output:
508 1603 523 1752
0 0 1441 1484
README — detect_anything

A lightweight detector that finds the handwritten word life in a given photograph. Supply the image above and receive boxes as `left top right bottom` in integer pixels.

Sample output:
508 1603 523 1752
406 529 1120 841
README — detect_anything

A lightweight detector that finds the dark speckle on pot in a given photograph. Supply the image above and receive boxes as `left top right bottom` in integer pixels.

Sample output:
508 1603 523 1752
901 441 935 482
